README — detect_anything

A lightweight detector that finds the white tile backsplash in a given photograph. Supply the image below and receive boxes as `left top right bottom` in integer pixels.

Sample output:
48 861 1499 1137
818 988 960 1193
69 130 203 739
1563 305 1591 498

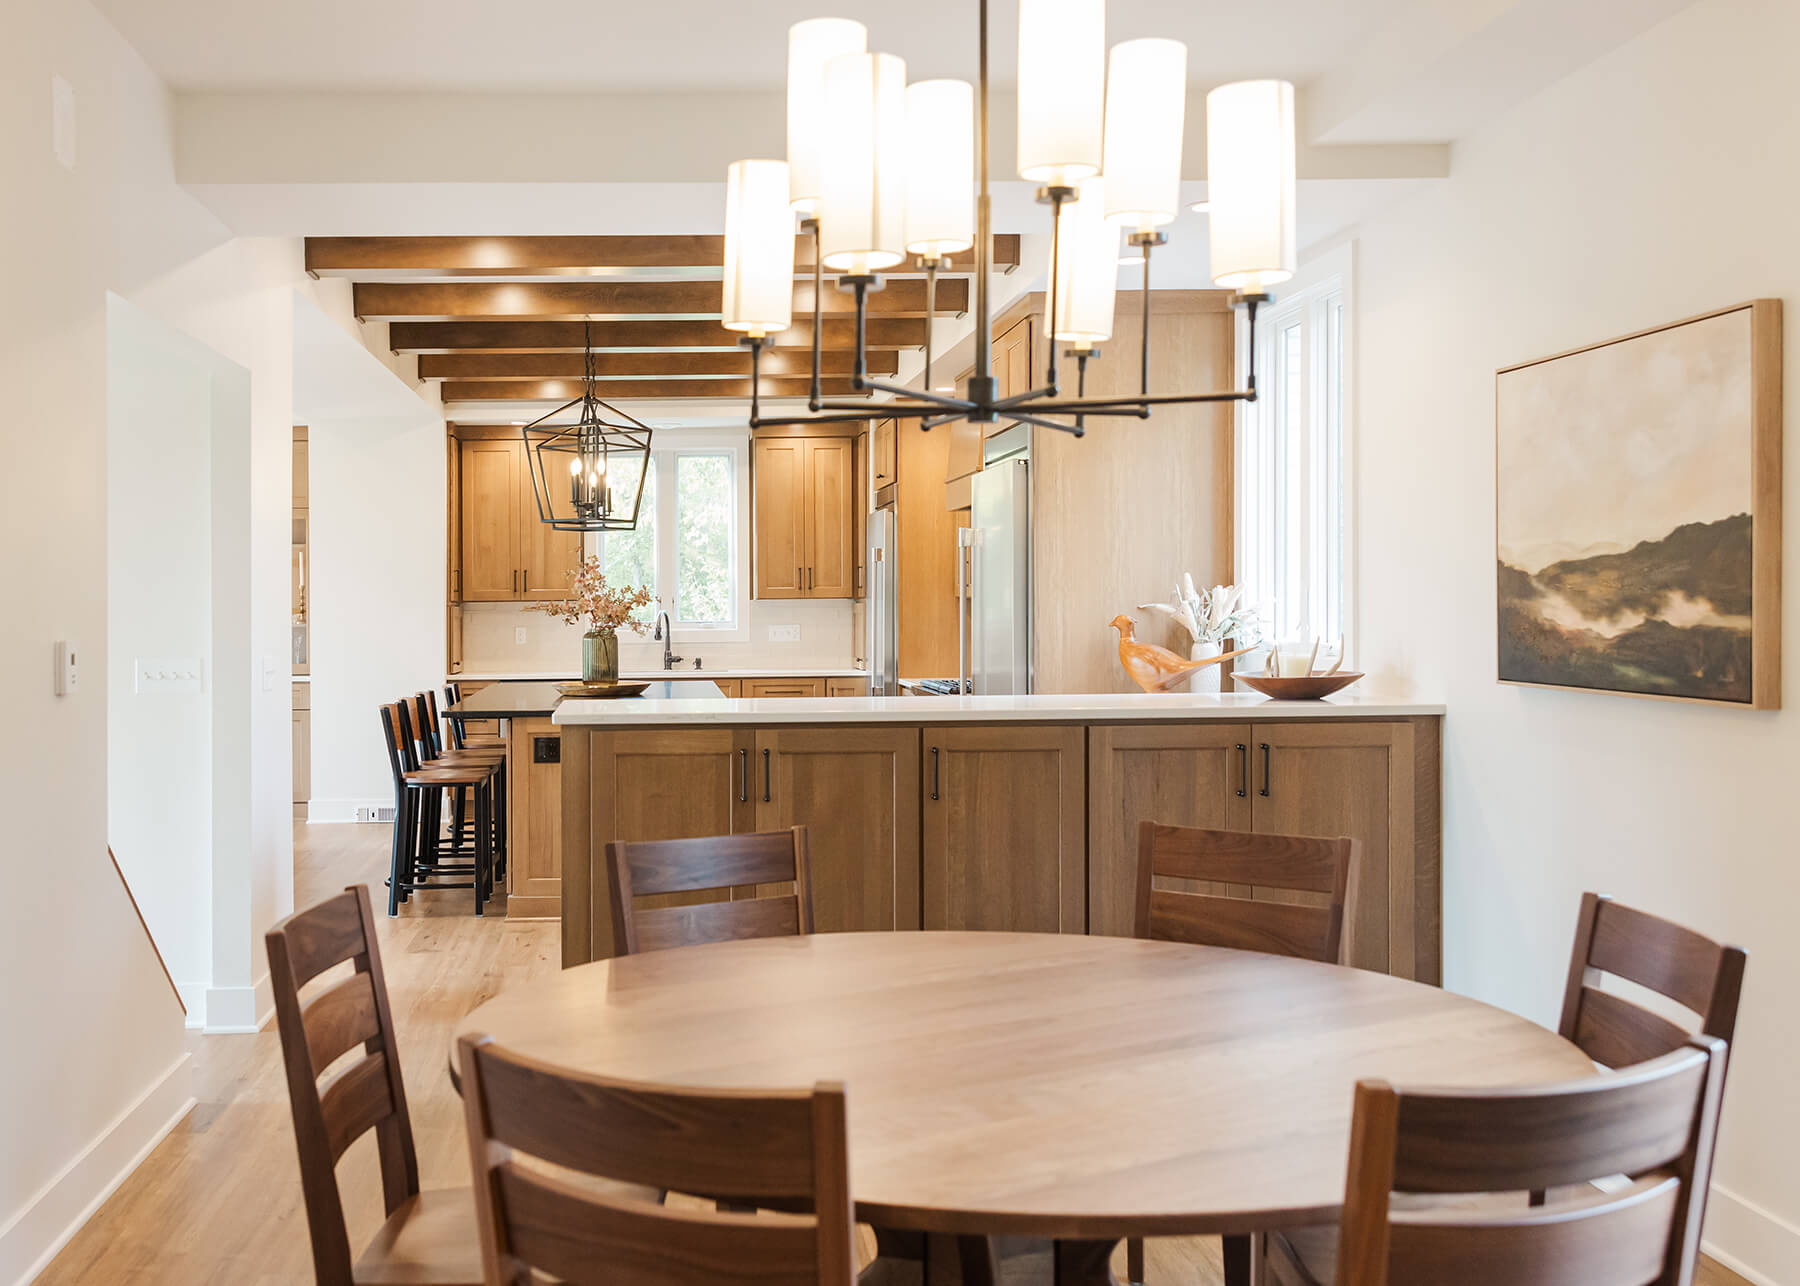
461 598 858 675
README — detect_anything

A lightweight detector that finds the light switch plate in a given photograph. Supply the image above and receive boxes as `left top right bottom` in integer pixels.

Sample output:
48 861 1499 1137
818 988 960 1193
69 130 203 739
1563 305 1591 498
767 624 802 643
136 658 204 693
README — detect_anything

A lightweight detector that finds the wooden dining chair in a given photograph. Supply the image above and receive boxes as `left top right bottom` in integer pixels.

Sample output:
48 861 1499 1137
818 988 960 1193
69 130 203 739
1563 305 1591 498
1269 1035 1728 1286
1128 822 1356 1286
266 885 482 1286
1559 892 1747 1070
607 827 815 956
456 1033 856 1286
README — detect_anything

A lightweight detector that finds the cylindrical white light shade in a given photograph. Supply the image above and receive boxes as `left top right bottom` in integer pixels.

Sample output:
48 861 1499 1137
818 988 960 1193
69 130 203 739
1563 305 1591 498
787 18 867 214
1206 80 1296 292
1016 0 1105 185
722 159 795 335
1102 38 1187 233
1053 178 1120 346
819 51 908 274
904 79 975 258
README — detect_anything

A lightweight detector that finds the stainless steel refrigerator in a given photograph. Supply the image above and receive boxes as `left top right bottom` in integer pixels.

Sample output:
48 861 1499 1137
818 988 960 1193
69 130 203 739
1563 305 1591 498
864 505 899 695
963 426 1033 695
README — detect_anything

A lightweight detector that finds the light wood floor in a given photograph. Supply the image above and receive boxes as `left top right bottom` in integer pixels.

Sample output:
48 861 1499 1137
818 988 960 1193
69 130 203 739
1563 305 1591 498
36 822 1753 1285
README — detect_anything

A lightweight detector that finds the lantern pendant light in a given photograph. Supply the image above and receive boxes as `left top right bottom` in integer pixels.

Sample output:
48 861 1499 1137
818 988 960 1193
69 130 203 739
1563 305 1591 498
521 323 655 532
721 0 1295 438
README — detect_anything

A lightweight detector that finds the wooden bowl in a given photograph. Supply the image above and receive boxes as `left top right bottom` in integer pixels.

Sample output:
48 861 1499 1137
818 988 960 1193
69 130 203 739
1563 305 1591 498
1231 671 1364 700
554 680 652 699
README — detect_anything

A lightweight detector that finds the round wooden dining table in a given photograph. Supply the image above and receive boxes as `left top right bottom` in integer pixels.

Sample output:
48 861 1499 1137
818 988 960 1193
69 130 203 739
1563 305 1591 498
453 931 1595 1285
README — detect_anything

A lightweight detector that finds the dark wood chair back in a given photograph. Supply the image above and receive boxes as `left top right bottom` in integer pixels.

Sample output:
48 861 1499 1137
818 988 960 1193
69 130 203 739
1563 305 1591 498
266 885 419 1286
457 1035 855 1286
1135 822 1356 964
442 684 466 749
1336 1036 1727 1286
380 702 419 786
412 693 444 762
607 828 815 955
1559 892 1747 1070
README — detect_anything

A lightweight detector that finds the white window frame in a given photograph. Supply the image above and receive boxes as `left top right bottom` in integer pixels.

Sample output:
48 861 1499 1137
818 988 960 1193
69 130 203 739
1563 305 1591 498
1234 240 1355 658
588 430 752 644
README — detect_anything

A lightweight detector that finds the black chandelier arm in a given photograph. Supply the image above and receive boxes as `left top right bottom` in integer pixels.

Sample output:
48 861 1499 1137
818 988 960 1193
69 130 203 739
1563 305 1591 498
815 399 973 419
1041 188 1068 396
1006 408 1084 438
990 383 1062 411
1140 239 1153 398
851 379 972 409
923 260 937 393
1022 390 1259 413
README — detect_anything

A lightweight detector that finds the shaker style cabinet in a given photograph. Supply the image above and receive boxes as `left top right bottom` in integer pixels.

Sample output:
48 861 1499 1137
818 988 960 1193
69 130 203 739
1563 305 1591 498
755 727 921 934
751 435 854 601
1087 718 1437 980
457 436 581 602
921 724 1086 934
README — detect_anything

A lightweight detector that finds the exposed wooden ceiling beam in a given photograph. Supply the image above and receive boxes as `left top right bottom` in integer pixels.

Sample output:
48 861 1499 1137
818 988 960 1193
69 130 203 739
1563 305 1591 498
442 376 864 401
307 235 1019 279
387 318 930 353
354 278 967 322
417 349 895 380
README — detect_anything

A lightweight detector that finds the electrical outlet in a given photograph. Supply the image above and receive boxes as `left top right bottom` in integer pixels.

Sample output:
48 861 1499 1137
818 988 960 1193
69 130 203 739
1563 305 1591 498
515 626 528 644
767 624 802 643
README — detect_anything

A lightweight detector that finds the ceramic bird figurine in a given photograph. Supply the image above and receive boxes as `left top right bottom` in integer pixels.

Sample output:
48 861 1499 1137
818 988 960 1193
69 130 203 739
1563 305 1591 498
1111 615 1253 693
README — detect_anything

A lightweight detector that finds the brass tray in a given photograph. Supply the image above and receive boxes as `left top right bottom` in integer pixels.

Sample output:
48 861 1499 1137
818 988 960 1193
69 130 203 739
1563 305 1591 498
554 680 652 699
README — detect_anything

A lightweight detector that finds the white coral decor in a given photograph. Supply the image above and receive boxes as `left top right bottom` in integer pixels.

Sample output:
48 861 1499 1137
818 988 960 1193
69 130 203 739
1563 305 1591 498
1137 578 1263 695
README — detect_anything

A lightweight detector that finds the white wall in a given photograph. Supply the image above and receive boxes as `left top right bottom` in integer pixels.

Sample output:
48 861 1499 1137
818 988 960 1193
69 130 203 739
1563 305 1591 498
2 0 424 1277
106 296 227 1007
1349 0 1800 1278
308 413 448 820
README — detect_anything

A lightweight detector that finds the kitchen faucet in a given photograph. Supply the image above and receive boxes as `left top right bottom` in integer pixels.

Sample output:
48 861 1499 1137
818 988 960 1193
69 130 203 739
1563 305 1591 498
653 610 682 670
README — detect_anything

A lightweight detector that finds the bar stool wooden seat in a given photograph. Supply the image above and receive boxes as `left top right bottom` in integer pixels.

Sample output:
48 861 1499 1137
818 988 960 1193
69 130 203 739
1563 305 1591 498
380 703 497 916
265 884 484 1286
420 690 507 879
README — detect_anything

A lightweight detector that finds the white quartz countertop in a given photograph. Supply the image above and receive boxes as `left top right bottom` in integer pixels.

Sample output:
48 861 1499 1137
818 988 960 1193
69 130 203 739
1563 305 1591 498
454 667 870 681
553 689 1443 726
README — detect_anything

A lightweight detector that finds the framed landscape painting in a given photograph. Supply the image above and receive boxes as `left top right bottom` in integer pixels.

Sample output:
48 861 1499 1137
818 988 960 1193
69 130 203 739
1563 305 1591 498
1496 300 1782 708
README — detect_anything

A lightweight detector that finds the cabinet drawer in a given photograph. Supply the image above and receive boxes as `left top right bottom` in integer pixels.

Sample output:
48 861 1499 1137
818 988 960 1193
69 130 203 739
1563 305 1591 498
825 676 868 697
744 678 826 699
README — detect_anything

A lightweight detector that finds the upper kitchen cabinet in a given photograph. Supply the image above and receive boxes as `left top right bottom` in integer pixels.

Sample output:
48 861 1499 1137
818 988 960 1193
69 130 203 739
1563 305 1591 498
945 311 1037 509
752 434 854 600
457 435 582 602
872 417 897 491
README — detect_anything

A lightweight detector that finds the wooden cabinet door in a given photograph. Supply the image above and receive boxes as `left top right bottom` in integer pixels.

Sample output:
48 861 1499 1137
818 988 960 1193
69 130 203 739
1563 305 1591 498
872 418 897 489
854 430 869 598
943 370 983 490
756 727 921 932
753 437 807 599
1250 722 1414 976
1086 724 1253 938
714 679 742 697
506 718 565 918
994 316 1035 413
518 470 581 602
460 438 522 600
744 677 826 698
446 433 462 603
804 438 853 598
922 725 1085 933
587 728 756 956
825 676 867 697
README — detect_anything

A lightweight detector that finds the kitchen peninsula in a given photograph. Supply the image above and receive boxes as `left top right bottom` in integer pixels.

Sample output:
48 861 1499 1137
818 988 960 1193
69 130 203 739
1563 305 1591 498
551 690 1445 983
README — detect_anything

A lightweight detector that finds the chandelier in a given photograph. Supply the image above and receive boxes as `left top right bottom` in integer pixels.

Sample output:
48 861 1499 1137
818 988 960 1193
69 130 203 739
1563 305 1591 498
720 0 1296 437
521 323 654 530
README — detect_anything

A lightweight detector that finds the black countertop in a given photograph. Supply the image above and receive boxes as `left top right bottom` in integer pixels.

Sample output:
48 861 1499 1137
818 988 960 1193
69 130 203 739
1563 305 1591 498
444 680 693 720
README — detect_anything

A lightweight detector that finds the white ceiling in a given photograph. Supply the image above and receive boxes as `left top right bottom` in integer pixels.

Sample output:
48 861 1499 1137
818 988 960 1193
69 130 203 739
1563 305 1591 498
96 0 1406 94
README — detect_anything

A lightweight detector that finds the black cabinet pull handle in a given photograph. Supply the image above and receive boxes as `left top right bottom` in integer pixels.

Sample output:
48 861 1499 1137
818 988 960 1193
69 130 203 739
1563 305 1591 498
931 746 940 800
1259 743 1272 797
762 747 771 803
739 748 748 803
1235 743 1248 798
523 569 528 593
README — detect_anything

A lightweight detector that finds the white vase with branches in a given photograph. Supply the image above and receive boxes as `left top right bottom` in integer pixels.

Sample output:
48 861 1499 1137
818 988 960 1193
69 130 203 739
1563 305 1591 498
1137 577 1262 694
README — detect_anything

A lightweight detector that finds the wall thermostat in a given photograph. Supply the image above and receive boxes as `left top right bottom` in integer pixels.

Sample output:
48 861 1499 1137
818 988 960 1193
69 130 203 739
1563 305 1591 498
53 640 77 696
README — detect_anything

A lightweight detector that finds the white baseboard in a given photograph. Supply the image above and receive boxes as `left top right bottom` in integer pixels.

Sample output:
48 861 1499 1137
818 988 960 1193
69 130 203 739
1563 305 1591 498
1705 1182 1800 1286
305 797 389 824
0 1052 194 1286
201 970 273 1034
